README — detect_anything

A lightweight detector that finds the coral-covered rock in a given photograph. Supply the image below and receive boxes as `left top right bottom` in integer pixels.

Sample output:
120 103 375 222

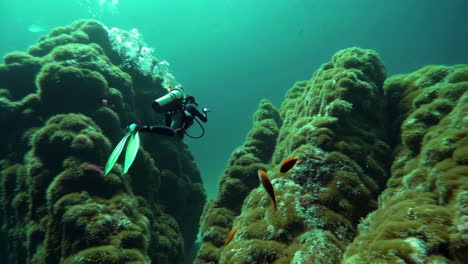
0 95 43 161
0 52 42 99
28 20 112 58
195 99 281 263
37 63 109 115
1 19 205 264
196 47 390 263
0 113 187 264
342 65 468 264
42 42 134 98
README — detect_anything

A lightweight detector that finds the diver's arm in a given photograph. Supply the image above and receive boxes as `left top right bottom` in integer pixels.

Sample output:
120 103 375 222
186 105 208 122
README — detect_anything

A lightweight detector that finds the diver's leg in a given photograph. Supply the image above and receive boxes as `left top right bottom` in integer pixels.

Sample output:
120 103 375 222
165 113 172 126
137 125 176 136
169 111 185 137
170 111 184 131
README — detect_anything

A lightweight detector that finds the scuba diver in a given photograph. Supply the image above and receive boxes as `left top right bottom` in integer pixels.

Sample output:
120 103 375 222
138 85 210 138
103 84 210 176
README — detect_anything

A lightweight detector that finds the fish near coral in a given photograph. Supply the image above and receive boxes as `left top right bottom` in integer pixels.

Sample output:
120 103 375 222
224 225 239 246
80 162 104 175
258 169 277 212
280 157 302 173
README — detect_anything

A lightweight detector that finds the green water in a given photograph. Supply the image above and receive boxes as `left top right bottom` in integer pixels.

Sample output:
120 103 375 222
1 0 467 199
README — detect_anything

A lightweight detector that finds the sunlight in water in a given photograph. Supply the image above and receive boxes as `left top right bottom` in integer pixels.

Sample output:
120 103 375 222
80 0 119 17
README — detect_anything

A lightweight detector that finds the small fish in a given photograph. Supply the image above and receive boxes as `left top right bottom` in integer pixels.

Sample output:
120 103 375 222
102 99 115 108
280 157 302 173
258 169 277 212
224 225 238 246
28 24 47 33
298 28 304 36
80 162 104 175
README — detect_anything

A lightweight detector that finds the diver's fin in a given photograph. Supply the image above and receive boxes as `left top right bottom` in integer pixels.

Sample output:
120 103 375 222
123 130 140 174
104 130 132 176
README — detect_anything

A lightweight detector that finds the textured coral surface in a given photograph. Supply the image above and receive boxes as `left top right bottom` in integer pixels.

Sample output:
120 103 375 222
343 65 468 264
1 20 205 264
196 50 467 264
1 19 467 264
196 47 394 263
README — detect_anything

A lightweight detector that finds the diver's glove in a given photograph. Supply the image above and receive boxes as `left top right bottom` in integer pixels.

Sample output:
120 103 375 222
104 123 141 176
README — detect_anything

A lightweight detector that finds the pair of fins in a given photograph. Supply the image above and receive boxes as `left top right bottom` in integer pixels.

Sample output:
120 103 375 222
104 124 140 176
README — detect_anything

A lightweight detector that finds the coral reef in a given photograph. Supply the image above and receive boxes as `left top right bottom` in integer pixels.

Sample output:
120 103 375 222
195 99 282 263
194 56 467 263
196 47 392 263
0 19 205 264
342 65 468 264
2 18 467 264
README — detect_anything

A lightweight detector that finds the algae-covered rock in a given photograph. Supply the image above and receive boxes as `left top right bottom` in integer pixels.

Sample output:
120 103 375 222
195 51 466 264
0 52 42 99
28 20 112 58
196 47 391 263
1 19 205 264
37 63 109 115
0 113 188 264
195 99 281 263
342 65 468 264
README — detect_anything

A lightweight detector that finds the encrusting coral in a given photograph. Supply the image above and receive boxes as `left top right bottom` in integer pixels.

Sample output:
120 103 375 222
2 18 467 264
196 47 392 263
342 65 468 264
0 19 205 264
195 99 282 263
195 49 467 264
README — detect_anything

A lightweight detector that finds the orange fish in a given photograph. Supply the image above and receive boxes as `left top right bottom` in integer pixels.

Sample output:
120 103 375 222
280 157 302 173
258 169 277 212
224 225 239 246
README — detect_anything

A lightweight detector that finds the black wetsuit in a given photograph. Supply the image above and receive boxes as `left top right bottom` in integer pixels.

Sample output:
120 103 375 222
137 103 208 137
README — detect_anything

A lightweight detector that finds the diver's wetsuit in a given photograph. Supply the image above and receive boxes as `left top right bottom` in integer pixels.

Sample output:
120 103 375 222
137 102 208 137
